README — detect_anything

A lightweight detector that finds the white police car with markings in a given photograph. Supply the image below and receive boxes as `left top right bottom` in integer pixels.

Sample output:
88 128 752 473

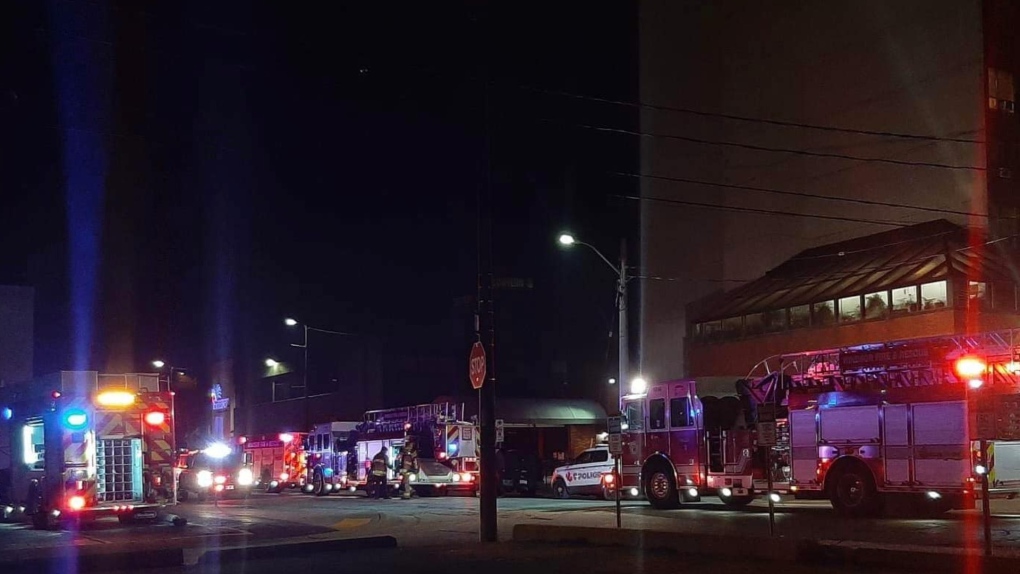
551 446 615 500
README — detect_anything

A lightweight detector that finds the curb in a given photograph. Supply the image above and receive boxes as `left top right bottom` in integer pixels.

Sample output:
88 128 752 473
512 525 1017 574
197 535 398 565
0 547 184 574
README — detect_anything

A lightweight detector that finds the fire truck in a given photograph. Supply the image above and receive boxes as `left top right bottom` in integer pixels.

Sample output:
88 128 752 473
303 421 359 495
0 371 184 529
352 402 478 496
241 432 308 493
620 331 1020 516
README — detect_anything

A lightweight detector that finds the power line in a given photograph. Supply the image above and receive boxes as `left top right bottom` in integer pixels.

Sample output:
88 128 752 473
613 193 912 227
520 85 984 145
611 171 997 221
571 122 986 172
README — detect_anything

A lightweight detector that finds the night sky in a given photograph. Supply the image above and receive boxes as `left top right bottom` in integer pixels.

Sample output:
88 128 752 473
1 1 638 431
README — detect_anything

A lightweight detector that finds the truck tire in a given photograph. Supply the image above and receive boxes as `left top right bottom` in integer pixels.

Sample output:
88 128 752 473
313 472 326 497
177 482 189 503
720 494 754 507
553 479 570 499
644 464 680 509
829 461 880 518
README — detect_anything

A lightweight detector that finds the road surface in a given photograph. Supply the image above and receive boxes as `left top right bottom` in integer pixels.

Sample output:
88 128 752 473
2 491 1019 558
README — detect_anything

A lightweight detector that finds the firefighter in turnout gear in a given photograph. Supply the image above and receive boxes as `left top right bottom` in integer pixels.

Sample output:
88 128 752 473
369 447 390 499
398 439 419 500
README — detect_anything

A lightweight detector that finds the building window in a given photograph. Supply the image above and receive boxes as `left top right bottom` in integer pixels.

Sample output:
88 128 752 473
648 399 666 430
721 317 742 338
670 397 692 428
891 286 918 316
744 313 764 336
812 301 836 326
992 282 1016 311
701 321 723 340
789 304 810 328
969 281 988 310
920 281 948 310
763 309 786 332
623 400 644 432
864 291 889 320
839 295 862 322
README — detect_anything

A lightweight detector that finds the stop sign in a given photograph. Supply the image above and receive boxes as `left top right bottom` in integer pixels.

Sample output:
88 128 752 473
469 341 487 390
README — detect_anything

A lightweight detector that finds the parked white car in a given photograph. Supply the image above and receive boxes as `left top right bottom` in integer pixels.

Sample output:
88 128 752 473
551 446 615 499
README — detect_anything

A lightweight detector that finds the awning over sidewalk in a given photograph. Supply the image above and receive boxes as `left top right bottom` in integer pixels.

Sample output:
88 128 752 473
434 397 608 427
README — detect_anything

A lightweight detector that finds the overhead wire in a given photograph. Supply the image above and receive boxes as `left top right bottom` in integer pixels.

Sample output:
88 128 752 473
519 85 985 144
611 171 1000 221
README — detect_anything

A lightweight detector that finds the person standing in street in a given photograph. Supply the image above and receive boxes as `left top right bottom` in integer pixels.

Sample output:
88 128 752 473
369 446 390 499
398 439 419 500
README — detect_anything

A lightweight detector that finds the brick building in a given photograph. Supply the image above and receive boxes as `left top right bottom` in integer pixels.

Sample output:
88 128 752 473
687 220 1020 379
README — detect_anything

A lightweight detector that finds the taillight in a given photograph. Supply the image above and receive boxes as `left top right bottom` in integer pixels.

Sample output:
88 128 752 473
68 495 86 511
144 411 166 426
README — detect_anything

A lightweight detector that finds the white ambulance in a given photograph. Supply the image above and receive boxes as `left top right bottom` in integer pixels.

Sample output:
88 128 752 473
551 445 615 500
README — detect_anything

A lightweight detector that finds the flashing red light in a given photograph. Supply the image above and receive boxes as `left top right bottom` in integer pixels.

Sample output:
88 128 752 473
238 436 247 445
279 433 294 443
603 473 615 485
403 422 411 431
51 391 62 399
144 411 166 426
955 356 986 379
68 495 86 511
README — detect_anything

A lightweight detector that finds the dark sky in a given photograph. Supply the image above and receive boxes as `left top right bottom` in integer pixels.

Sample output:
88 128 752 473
1 1 638 424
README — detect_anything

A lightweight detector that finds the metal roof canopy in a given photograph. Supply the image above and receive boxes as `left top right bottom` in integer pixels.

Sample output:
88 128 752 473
692 220 1018 323
433 397 608 427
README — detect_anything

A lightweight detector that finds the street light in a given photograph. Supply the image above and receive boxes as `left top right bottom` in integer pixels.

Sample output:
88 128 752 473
152 360 187 392
265 358 279 368
558 232 629 413
283 318 349 429
630 377 648 396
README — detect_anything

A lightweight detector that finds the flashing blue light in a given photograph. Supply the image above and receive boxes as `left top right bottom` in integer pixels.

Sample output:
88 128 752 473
63 409 88 430
448 443 458 454
323 468 334 478
2 407 12 421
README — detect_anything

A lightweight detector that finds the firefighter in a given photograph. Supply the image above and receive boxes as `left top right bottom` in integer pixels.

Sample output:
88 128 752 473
369 446 390 499
398 438 419 500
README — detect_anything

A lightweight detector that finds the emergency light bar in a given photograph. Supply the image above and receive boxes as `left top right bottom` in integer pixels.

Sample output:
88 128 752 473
62 409 88 431
96 390 135 407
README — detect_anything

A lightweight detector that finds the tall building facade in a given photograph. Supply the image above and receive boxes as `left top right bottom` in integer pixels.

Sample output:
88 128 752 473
639 0 1017 381
0 285 33 386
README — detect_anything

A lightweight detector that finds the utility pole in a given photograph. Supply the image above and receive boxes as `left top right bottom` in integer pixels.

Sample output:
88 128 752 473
617 238 627 415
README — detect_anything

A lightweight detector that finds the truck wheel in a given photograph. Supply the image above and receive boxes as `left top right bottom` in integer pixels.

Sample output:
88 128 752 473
553 479 570 499
644 465 680 509
313 472 326 497
177 483 189 503
829 463 879 517
720 494 754 507
31 512 51 530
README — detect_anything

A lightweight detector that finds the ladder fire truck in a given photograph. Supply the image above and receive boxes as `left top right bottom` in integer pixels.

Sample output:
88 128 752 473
620 331 1020 515
0 371 184 529
352 402 478 496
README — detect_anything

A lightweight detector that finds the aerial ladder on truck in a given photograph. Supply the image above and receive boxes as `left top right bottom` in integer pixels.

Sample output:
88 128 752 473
620 330 1020 516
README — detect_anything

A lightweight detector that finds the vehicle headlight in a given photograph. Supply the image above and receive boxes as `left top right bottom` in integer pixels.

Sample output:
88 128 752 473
238 468 253 486
197 470 213 488
452 474 460 482
409 474 417 482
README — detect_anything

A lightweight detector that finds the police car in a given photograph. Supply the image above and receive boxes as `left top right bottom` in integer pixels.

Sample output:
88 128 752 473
551 445 615 500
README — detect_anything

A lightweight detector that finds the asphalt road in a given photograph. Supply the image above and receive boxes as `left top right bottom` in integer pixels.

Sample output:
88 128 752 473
2 491 1020 559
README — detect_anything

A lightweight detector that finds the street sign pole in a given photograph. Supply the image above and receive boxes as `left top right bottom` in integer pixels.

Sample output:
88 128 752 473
980 439 992 557
608 415 623 528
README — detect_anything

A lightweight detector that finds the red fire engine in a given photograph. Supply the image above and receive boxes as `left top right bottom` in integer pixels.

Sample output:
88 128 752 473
240 432 308 493
352 402 478 496
0 371 184 529
620 331 1020 515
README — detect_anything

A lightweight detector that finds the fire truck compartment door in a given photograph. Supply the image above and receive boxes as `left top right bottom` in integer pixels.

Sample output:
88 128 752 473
912 402 968 487
820 406 879 444
882 404 910 485
789 409 818 484
990 441 1020 488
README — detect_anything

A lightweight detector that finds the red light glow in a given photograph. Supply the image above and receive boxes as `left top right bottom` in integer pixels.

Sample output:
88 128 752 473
955 356 986 379
144 411 166 426
68 495 85 511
